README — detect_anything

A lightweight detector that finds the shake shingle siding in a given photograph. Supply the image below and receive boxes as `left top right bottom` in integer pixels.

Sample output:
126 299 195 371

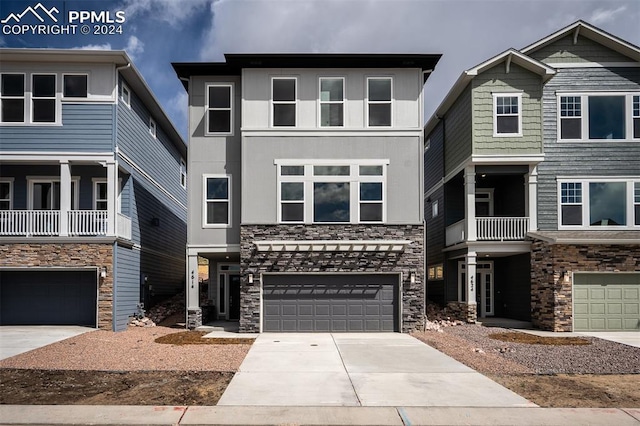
537 67 640 230
529 35 635 64
444 86 472 175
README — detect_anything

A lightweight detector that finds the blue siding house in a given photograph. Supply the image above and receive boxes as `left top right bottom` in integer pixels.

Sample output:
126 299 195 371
0 49 187 331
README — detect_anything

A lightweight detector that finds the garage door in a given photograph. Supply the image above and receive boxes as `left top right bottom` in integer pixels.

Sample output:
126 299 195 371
574 273 640 331
0 270 97 327
263 274 398 332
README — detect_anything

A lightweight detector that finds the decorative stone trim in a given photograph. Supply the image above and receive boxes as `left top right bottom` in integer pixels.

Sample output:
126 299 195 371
187 308 202 330
445 301 477 323
241 224 425 333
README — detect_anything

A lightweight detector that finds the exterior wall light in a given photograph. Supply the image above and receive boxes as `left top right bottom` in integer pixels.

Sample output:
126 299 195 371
100 267 108 278
248 273 254 284
410 272 416 284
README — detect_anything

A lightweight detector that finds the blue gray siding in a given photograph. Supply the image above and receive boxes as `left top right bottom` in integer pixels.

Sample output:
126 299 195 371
113 244 141 331
537 67 640 230
0 104 114 152
424 121 444 191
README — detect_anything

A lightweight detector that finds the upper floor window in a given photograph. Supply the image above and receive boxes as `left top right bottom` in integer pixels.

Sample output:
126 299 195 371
272 77 296 127
493 93 521 136
63 75 88 98
1 73 25 123
559 179 639 228
319 77 344 127
0 179 13 209
206 83 232 134
32 74 56 123
94 180 108 210
204 175 230 227
149 117 157 138
121 84 131 107
277 161 386 224
180 160 187 189
558 93 640 141
367 77 392 127
431 199 439 218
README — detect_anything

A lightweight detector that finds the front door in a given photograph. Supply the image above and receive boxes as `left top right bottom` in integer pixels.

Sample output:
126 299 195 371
476 262 494 317
228 274 241 320
217 264 241 321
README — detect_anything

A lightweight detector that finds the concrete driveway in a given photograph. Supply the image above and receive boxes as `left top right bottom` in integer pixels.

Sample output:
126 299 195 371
577 332 640 348
0 326 94 360
218 333 535 407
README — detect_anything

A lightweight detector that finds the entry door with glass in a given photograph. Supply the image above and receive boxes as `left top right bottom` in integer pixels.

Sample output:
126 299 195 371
458 261 494 317
217 264 241 320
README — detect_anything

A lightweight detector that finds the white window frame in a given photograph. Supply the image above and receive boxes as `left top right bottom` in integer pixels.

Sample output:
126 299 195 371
202 174 231 228
318 76 345 128
276 160 388 224
180 159 187 189
475 189 494 217
121 83 131 108
635 182 640 226
493 93 522 137
0 73 26 124
557 177 639 230
431 199 439 218
31 74 58 124
278 180 305 224
205 82 234 136
93 179 108 211
0 178 14 209
366 76 393 128
27 177 80 210
632 95 640 140
271 76 297 127
62 73 88 99
556 92 640 142
149 117 157 138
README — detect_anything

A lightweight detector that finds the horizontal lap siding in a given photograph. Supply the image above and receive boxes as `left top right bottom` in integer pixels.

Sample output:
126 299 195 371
0 104 114 152
537 67 640 230
114 244 141 331
424 121 444 191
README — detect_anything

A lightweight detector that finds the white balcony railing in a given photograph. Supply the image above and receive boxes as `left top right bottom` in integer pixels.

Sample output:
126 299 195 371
0 210 60 236
117 213 132 240
445 220 465 246
476 217 530 241
68 210 108 236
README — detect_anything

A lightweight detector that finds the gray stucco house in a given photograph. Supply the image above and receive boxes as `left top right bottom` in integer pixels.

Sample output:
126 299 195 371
0 49 187 331
424 21 640 332
173 53 441 332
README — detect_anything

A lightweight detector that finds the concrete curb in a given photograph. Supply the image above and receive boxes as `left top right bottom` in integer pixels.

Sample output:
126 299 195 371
1 405 639 425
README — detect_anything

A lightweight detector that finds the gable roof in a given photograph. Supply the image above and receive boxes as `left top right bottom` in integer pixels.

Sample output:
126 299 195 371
521 20 640 62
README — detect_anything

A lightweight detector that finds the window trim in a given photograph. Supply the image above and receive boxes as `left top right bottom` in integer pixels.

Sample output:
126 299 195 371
27 176 80 210
92 179 108 211
431 199 439 218
271 76 297 128
0 178 14 210
557 177 639 229
428 263 444 281
149 117 157 138
556 92 640 142
31 74 58 124
62 73 88 99
205 82 234 136
492 93 522 137
318 76 345 128
180 159 187 189
202 174 231 228
278 181 305 223
0 72 26 124
121 83 131 108
366 76 393 128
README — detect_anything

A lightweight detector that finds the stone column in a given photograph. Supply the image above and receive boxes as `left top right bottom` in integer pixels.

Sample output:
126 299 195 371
464 165 476 241
59 160 71 236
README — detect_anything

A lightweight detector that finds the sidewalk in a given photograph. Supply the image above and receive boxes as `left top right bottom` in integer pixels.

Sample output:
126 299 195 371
1 405 639 425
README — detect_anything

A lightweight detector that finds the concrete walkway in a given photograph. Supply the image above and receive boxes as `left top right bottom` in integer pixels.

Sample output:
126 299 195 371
217 333 534 407
0 326 94 360
1 405 639 425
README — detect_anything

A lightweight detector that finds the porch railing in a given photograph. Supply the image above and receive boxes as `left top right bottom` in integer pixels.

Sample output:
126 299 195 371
476 217 530 241
0 210 60 236
68 210 108 236
117 213 132 240
445 220 465 246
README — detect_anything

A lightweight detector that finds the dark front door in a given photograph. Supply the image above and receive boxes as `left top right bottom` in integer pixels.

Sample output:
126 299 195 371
228 274 241 320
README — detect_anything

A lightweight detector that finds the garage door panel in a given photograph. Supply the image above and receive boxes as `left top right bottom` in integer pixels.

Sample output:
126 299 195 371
574 273 640 331
263 274 398 332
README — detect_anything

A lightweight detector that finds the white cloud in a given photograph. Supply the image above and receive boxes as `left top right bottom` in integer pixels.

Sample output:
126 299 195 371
120 0 211 27
165 90 189 139
72 42 112 50
124 35 144 60
590 6 627 24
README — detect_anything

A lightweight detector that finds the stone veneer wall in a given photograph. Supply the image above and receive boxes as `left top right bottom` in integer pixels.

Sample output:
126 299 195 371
445 301 477 323
240 224 425 333
530 239 640 332
0 243 114 330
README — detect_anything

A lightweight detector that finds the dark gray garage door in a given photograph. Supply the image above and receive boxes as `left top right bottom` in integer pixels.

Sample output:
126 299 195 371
0 270 97 327
263 274 398 332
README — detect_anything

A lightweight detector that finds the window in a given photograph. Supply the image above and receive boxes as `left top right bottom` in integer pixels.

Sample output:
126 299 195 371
277 162 386 224
558 93 640 141
272 77 296 127
431 199 439 218
475 190 494 217
0 180 12 209
206 83 232 134
94 180 108 210
32 74 56 123
180 160 187 188
121 84 130 107
149 118 157 138
204 176 230 226
1 74 25 123
424 138 431 152
367 77 392 127
428 264 443 280
28 179 78 210
63 75 87 98
493 94 521 136
559 179 639 228
319 77 344 127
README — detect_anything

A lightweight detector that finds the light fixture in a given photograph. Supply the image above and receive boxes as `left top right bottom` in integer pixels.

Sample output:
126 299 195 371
562 270 571 284
248 273 254 284
410 272 416 284
100 267 107 278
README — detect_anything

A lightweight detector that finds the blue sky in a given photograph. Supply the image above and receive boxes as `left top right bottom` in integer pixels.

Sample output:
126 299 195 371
1 0 639 140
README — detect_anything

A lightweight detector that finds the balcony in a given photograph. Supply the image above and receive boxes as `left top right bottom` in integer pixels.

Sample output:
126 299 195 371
0 210 131 239
446 217 530 246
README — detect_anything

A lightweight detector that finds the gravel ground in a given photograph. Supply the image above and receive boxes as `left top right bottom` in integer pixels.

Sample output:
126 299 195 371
413 324 640 375
0 326 251 372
